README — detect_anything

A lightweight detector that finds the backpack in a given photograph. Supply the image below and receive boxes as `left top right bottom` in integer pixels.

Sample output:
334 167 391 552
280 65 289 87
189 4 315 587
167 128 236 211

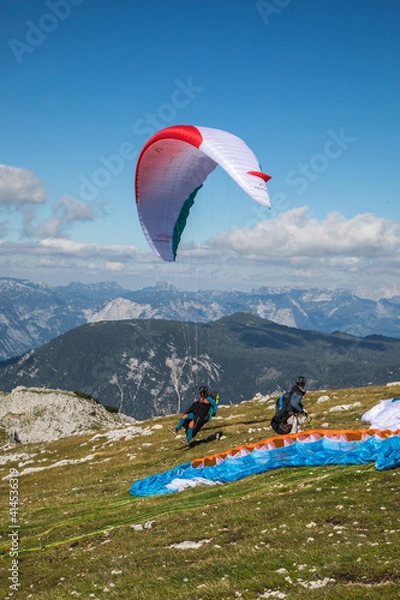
270 392 292 434
208 391 219 420
209 391 219 403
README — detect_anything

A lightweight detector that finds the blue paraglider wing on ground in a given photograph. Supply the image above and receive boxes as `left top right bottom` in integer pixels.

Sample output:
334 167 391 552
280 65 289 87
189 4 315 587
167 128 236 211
130 428 400 497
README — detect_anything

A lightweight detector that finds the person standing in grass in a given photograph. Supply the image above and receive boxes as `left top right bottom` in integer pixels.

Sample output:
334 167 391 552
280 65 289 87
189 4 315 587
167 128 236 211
271 376 308 435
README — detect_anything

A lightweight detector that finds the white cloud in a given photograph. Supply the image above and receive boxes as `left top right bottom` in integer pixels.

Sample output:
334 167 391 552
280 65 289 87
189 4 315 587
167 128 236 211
38 238 142 261
105 261 125 272
0 238 150 286
1 208 400 296
0 165 46 206
0 165 106 240
23 196 104 238
212 207 400 259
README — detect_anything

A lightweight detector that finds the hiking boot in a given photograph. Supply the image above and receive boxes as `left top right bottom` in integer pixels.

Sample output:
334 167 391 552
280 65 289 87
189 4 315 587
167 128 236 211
168 427 178 436
180 438 190 446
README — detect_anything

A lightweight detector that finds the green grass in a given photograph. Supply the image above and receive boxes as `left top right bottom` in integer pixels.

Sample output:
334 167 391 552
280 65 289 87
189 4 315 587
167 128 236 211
1 385 399 599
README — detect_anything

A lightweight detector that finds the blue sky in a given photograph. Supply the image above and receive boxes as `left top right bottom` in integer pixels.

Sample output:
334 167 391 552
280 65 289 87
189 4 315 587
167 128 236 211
1 0 399 297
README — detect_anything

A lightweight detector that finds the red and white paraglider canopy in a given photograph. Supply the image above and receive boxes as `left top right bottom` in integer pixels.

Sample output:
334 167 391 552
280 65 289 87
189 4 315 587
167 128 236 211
135 125 271 261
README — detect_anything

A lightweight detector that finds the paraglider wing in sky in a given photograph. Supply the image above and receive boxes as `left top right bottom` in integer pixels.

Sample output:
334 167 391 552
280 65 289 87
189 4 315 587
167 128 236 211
135 125 271 261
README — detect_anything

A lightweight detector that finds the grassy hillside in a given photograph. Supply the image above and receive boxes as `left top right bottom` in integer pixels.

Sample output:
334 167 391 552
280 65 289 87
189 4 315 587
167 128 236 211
1 385 399 599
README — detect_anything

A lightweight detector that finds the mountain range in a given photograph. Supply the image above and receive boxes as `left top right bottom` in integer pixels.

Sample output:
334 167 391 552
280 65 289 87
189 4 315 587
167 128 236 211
1 312 400 420
1 277 400 362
